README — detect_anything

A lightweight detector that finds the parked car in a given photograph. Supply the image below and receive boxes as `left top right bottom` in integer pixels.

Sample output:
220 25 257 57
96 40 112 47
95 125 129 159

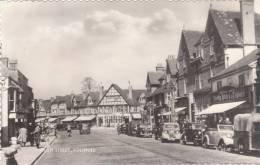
79 123 91 135
138 124 152 138
202 124 234 151
233 113 260 154
181 122 205 146
117 123 127 135
161 123 181 143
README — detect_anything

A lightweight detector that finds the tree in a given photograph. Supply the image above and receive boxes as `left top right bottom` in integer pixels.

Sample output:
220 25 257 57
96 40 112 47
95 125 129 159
81 77 98 94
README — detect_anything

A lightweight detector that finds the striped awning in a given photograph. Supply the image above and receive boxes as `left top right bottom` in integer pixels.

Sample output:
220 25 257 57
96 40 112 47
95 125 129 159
62 116 77 122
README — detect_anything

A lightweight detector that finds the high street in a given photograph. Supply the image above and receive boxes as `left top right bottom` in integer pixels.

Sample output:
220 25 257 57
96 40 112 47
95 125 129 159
35 128 260 165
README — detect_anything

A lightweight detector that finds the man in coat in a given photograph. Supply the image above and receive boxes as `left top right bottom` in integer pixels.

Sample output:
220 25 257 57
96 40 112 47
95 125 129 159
32 124 42 148
18 124 27 147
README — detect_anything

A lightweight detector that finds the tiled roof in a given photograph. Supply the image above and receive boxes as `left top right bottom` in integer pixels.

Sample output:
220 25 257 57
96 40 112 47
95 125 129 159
213 49 260 79
52 94 83 109
147 71 164 85
166 58 178 76
78 92 100 107
209 9 260 45
182 30 203 56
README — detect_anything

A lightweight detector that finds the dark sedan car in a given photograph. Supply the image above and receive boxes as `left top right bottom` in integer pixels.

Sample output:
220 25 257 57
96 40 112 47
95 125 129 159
180 122 205 146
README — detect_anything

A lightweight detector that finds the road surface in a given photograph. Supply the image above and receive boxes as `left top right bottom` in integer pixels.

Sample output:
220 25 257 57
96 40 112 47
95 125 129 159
35 127 260 165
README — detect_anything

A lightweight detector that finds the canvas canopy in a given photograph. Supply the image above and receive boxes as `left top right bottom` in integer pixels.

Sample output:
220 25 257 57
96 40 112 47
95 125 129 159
48 118 57 122
196 101 245 115
74 115 96 121
175 107 187 113
35 118 46 123
132 113 141 119
62 116 77 122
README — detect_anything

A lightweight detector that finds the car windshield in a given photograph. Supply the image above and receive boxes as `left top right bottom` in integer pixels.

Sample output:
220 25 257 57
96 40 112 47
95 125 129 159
218 125 233 131
192 124 204 129
164 124 179 129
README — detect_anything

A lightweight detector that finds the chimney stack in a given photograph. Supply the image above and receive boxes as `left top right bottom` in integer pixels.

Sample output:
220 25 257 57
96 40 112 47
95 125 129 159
128 81 133 100
156 63 165 72
240 0 257 56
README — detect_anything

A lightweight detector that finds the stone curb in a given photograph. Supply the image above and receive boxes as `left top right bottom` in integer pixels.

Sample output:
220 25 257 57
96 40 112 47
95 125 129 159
31 136 56 165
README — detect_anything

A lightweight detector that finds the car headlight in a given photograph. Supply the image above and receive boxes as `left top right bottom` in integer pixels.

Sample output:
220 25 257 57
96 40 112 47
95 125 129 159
226 134 232 138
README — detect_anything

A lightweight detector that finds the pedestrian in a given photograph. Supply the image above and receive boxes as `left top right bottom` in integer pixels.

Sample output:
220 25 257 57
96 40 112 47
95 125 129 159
79 123 82 135
5 137 20 165
17 124 27 147
67 124 72 137
32 124 42 148
27 122 35 146
224 117 232 125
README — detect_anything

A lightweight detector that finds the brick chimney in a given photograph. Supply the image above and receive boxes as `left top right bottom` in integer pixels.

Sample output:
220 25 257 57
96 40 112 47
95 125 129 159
240 0 257 56
128 81 133 100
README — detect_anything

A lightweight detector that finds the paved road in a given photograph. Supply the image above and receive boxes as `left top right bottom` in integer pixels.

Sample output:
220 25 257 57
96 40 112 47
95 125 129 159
35 127 260 165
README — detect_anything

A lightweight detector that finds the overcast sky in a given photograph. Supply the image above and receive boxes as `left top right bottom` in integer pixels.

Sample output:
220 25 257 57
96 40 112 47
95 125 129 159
1 0 260 99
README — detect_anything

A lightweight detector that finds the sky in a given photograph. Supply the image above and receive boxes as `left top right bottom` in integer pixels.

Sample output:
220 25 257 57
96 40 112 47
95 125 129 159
1 0 260 99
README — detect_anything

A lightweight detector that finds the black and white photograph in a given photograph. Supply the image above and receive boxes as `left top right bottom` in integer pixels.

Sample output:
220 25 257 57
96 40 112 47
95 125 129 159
0 0 260 164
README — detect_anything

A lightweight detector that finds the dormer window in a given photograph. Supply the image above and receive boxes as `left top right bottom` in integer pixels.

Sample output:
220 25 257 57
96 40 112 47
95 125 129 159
193 53 197 59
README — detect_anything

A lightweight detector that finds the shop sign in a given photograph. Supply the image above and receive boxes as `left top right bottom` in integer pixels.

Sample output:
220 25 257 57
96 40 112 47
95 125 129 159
212 86 250 103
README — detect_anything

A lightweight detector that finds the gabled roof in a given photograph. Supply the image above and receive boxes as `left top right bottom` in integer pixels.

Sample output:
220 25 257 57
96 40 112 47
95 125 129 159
146 71 164 86
166 58 178 76
98 84 145 106
182 30 204 56
52 94 83 109
213 49 260 79
150 83 176 97
208 9 260 46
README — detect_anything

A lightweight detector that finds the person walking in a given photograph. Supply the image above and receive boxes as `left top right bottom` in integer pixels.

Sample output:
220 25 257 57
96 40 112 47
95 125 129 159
32 124 42 148
27 122 35 146
17 124 27 147
67 124 72 137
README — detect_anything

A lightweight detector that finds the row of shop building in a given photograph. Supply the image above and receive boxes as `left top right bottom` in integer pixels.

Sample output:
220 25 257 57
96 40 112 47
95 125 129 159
0 53 35 147
145 0 260 128
36 83 147 127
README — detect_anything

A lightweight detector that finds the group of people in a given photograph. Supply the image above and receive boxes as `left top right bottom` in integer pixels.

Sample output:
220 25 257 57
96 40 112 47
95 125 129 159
17 123 42 148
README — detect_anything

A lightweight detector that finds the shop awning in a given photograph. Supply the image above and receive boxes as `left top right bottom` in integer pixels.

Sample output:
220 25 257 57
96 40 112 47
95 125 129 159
175 107 187 113
48 118 57 122
74 115 96 121
132 113 141 119
62 116 77 122
196 101 246 115
35 118 46 123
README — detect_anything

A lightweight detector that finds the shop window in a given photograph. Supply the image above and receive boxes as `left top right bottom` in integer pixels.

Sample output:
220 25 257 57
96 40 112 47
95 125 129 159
239 74 245 87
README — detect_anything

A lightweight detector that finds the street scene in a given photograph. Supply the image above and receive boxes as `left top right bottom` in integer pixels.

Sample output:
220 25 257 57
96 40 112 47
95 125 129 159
1 0 260 165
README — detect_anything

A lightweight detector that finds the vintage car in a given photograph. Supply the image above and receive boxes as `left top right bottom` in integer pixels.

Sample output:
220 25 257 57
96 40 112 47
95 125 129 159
181 122 205 146
233 113 260 154
117 123 127 135
138 124 153 138
161 123 181 143
202 124 234 151
79 123 91 135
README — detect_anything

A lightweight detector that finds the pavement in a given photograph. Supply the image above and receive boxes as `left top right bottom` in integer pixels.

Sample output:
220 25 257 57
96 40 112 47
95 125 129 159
1 135 56 165
34 127 260 165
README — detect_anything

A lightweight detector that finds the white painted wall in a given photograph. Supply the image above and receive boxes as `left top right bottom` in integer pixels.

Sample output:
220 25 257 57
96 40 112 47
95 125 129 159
224 48 244 68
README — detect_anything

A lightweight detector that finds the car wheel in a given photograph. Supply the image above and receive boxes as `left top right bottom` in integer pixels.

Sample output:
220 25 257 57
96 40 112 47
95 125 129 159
180 137 186 145
202 139 208 149
238 141 246 154
218 141 227 152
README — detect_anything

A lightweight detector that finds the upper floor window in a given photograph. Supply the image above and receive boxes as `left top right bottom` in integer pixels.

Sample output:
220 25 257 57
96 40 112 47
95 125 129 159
210 65 214 78
195 74 201 90
226 56 230 68
217 81 222 90
183 58 186 69
9 89 15 112
239 74 245 87
209 39 214 56
193 53 197 59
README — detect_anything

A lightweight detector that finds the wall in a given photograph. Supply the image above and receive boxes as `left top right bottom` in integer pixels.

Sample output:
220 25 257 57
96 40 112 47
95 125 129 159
224 48 244 68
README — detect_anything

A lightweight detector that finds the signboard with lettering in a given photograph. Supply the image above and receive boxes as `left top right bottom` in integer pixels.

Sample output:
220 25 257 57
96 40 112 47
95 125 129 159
212 86 252 104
